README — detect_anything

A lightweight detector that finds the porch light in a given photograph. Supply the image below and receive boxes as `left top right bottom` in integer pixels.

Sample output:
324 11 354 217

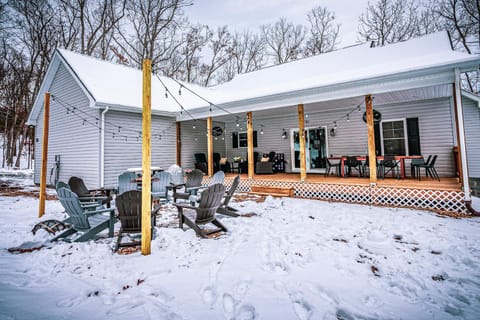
282 129 287 139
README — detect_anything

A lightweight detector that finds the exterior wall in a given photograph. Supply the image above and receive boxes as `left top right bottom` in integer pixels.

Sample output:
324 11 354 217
34 63 100 187
463 97 480 179
223 97 456 176
103 110 177 188
180 120 226 170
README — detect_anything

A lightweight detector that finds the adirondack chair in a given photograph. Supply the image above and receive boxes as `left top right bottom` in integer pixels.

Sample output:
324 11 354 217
68 176 107 200
187 170 225 204
51 188 116 242
174 183 227 238
56 182 102 211
151 171 172 203
114 190 156 251
217 175 241 217
172 169 204 203
118 171 138 194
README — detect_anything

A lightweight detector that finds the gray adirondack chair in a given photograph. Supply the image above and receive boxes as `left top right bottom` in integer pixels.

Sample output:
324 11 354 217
56 182 102 212
211 170 225 185
151 171 172 203
118 171 138 194
187 170 226 204
217 175 240 217
115 190 156 251
172 169 204 203
174 183 227 238
68 176 108 201
51 188 116 242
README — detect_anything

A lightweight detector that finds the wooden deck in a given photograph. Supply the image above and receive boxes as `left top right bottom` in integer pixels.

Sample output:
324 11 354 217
204 173 467 215
225 173 462 191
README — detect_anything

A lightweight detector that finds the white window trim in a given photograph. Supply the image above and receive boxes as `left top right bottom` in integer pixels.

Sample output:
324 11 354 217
289 126 329 172
379 118 409 155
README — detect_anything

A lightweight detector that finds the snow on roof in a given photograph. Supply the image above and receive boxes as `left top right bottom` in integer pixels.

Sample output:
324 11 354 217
57 49 214 113
209 32 479 104
56 32 479 116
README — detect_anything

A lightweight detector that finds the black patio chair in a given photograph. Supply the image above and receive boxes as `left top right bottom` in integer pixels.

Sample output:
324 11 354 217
325 158 341 177
411 155 431 179
362 156 379 178
379 155 400 179
345 156 363 177
415 155 439 181
194 153 208 174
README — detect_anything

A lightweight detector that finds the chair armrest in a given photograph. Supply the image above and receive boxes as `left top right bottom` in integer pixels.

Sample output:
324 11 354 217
85 207 115 217
169 183 186 189
81 203 101 210
173 203 197 210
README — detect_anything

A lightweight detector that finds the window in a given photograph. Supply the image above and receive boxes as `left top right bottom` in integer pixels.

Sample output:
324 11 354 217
232 131 257 148
381 119 408 155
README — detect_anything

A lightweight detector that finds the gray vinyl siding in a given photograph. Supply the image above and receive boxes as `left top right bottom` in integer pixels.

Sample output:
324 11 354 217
34 63 100 187
463 98 480 178
222 97 456 176
103 110 176 188
180 120 226 170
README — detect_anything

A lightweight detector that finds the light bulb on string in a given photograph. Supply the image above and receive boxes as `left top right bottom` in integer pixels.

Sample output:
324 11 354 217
236 119 240 127
334 121 337 129
118 127 121 132
358 105 361 112
178 85 182 95
209 103 213 112
165 90 168 99
82 119 86 126
347 114 350 122
260 125 264 135
192 120 197 129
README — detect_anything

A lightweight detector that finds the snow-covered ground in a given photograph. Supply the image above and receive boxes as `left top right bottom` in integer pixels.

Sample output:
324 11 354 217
1 174 480 320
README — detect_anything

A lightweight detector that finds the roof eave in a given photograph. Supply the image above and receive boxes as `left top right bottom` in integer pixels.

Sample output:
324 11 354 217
95 102 176 118
177 59 480 121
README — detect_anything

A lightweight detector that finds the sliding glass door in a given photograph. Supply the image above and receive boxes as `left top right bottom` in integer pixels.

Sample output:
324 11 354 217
290 127 328 172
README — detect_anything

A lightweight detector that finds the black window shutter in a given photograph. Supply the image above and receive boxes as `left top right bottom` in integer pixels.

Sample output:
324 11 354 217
253 131 258 148
407 118 421 155
374 123 381 155
232 132 238 148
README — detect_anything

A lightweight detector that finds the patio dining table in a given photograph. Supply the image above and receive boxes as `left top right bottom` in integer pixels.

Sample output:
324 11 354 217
328 155 424 179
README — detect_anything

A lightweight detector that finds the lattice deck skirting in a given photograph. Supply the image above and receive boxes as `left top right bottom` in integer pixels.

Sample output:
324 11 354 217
202 176 468 215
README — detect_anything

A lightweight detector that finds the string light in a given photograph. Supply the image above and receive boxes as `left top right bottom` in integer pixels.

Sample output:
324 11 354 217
178 85 182 95
347 114 350 122
192 121 196 129
165 90 168 99
260 125 264 135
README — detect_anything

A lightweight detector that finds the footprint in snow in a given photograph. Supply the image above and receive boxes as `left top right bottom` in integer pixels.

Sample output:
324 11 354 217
201 285 218 308
222 293 236 316
107 300 145 315
56 295 84 308
292 299 313 320
235 304 257 320
234 280 251 299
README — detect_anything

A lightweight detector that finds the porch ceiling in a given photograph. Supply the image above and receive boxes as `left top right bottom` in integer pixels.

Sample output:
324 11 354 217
212 84 452 123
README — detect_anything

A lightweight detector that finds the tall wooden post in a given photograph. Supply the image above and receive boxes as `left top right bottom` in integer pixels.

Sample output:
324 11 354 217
247 112 254 179
207 117 214 176
298 104 307 182
176 122 181 166
365 94 377 185
141 59 152 255
38 92 50 218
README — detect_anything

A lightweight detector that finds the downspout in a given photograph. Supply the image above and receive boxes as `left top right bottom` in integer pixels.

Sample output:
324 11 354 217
454 69 479 216
100 106 109 188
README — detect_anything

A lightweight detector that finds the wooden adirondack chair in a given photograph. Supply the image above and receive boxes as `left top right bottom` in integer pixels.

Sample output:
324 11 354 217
172 169 204 203
217 175 240 217
114 190 156 251
52 188 116 242
118 171 138 194
174 183 227 238
151 171 172 203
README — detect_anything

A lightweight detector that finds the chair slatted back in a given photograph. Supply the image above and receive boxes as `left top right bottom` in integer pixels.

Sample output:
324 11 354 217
211 170 225 185
56 181 71 192
196 184 225 224
57 188 90 230
345 156 361 167
68 176 90 197
223 175 240 207
383 155 397 167
116 190 142 233
118 171 137 194
167 165 185 185
185 169 204 189
152 172 172 194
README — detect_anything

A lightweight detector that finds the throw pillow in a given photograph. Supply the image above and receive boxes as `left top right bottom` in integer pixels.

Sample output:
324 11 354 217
220 157 228 165
261 156 269 162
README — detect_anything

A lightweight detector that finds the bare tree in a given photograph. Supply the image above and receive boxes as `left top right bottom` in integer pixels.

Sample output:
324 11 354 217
436 0 480 92
262 17 306 64
113 0 190 69
57 0 127 59
200 26 234 86
358 0 424 46
304 6 340 56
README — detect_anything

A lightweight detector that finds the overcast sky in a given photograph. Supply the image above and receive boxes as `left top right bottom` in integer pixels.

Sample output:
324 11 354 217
184 0 372 47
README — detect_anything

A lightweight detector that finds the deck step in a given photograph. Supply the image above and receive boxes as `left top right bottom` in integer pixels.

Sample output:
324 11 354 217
250 185 294 197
